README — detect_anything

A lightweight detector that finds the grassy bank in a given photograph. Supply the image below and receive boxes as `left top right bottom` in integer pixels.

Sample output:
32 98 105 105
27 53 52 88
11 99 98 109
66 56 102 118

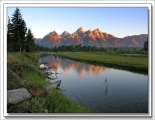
7 52 45 90
56 52 148 74
7 52 89 113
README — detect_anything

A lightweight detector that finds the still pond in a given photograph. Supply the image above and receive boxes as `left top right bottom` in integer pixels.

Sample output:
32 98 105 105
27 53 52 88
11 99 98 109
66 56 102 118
39 54 148 113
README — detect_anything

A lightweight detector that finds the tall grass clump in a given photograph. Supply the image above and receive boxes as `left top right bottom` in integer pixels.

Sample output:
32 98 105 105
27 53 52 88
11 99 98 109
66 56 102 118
23 71 47 85
44 88 89 113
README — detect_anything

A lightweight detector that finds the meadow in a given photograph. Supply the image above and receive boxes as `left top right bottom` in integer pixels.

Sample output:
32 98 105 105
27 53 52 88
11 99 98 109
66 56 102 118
56 52 148 74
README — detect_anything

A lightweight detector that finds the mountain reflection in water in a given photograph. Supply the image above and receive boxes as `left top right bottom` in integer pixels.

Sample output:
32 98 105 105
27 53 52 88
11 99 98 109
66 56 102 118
39 54 108 77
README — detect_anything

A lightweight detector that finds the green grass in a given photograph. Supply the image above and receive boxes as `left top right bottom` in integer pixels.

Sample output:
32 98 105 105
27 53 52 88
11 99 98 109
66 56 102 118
44 88 89 113
17 88 89 113
7 52 38 71
7 52 37 63
7 53 36 89
56 52 148 74
7 52 47 85
22 71 47 85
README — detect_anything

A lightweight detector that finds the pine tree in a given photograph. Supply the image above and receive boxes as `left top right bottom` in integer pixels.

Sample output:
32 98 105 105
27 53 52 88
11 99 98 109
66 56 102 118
25 29 35 52
19 20 27 52
7 17 13 52
11 8 27 53
144 38 148 51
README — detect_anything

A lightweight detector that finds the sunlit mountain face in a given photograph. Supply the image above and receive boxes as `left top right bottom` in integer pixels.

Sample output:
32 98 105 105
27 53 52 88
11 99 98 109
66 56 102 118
35 27 148 48
39 55 109 77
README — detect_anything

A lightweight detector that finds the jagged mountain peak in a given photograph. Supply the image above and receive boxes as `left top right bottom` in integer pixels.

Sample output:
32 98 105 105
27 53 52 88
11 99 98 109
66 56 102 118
64 30 69 34
61 30 70 36
93 28 102 34
77 26 85 33
49 31 58 36
91 28 104 38
94 28 100 31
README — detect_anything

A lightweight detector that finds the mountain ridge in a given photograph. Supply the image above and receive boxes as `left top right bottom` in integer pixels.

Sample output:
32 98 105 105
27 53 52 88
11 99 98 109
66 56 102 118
35 27 148 48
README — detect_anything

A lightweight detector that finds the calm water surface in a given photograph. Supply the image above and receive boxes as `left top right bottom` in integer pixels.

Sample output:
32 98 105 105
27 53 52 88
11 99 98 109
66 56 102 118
39 54 148 113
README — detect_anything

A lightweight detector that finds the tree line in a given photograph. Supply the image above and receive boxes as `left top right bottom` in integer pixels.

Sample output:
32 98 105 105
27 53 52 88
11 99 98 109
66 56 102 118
51 44 105 52
47 44 147 55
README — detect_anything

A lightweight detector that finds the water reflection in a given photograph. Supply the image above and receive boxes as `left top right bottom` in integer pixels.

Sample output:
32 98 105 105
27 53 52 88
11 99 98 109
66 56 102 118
39 54 148 113
39 54 108 77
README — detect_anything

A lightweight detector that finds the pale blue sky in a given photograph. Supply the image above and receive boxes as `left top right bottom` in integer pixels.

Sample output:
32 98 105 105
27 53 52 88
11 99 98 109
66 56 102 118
7 7 148 38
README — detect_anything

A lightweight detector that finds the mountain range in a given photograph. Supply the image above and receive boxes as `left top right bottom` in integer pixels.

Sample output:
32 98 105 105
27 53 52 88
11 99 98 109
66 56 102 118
34 27 148 48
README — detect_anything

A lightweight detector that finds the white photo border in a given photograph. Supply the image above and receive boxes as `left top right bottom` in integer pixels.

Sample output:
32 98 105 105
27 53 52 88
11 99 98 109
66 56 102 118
0 0 154 120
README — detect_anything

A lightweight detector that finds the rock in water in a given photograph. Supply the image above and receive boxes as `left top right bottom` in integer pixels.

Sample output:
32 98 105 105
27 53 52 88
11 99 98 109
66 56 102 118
7 88 32 104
